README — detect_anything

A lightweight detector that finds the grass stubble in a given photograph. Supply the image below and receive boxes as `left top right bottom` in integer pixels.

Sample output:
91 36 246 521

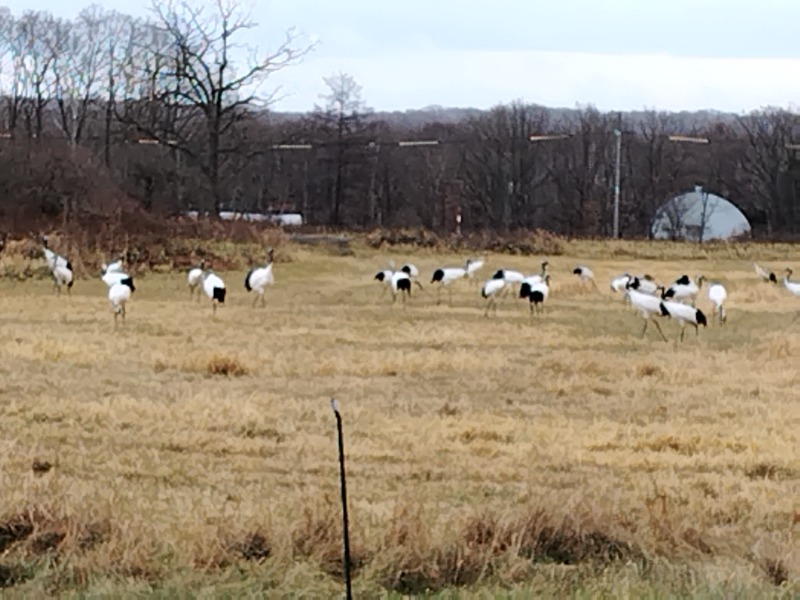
0 238 798 597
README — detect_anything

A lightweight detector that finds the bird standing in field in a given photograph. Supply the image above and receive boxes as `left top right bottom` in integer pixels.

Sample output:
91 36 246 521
706 281 728 325
108 276 135 326
101 254 125 275
374 267 414 305
754 262 778 284
624 277 668 342
389 271 413 305
663 274 700 305
430 260 470 305
659 299 708 342
783 268 800 322
187 259 206 300
521 274 551 317
783 268 800 297
492 267 526 299
480 277 506 317
610 273 632 299
244 248 275 308
400 263 424 290
202 268 226 316
41 235 74 295
573 265 598 290
374 268 395 298
466 257 485 286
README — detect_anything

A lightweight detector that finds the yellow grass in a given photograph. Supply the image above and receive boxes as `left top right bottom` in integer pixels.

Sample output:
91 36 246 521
0 238 798 596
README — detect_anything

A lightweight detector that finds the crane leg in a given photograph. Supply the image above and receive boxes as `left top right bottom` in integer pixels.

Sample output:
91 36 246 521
651 318 668 342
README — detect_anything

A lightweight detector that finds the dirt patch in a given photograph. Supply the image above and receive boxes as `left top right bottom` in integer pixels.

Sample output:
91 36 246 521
0 515 34 554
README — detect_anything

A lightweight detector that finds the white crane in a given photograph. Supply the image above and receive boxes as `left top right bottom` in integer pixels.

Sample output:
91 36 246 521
663 274 700 305
573 265 598 289
783 268 800 297
632 274 660 296
101 270 131 288
466 257 485 286
516 261 551 300
202 269 226 315
244 248 275 308
41 235 73 294
784 268 800 323
374 267 415 304
754 262 778 284
187 259 206 300
659 299 708 342
521 274 551 316
101 254 125 275
374 268 395 298
108 276 135 326
706 281 728 325
624 278 669 342
480 278 506 317
491 267 526 300
389 271 413 305
399 263 424 290
492 268 526 284
610 273 631 293
430 261 470 305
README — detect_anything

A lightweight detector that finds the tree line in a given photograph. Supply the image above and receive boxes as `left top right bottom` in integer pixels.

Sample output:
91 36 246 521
0 1 798 239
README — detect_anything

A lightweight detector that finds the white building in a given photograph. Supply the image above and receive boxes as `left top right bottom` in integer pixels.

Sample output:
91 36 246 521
651 185 751 241
183 210 303 226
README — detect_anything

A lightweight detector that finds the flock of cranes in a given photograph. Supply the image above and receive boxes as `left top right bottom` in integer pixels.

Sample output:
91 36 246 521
373 255 800 342
28 236 800 337
37 236 274 324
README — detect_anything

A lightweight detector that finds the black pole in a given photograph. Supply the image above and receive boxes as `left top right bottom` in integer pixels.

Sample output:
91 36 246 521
330 398 352 600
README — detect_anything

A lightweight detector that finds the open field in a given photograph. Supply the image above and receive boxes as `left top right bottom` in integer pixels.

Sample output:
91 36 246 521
0 238 799 596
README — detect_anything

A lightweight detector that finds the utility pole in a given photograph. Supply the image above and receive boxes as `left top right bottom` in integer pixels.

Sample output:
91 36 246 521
613 128 622 239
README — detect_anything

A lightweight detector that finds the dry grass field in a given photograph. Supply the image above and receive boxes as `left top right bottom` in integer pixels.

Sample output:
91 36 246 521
0 237 799 597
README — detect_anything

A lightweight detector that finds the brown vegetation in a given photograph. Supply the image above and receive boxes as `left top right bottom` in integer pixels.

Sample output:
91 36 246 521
0 238 797 595
0 5 799 239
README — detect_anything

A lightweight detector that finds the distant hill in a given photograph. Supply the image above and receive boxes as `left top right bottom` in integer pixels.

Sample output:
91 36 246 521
264 104 741 130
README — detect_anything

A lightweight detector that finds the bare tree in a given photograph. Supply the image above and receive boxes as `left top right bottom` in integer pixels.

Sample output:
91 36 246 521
622 111 686 237
119 0 314 212
16 10 56 141
48 8 108 146
313 72 372 226
737 108 794 236
546 106 612 235
99 12 141 168
460 102 549 231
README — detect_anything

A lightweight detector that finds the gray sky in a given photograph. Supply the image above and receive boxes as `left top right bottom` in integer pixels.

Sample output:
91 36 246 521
3 0 800 113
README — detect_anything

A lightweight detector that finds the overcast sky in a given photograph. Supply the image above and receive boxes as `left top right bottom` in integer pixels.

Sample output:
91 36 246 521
3 0 800 113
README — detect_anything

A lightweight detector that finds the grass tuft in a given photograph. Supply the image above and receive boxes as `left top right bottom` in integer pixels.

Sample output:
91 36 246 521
205 355 249 377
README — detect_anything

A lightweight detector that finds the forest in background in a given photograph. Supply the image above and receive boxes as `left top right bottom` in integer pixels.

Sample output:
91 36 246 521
1 1 799 240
